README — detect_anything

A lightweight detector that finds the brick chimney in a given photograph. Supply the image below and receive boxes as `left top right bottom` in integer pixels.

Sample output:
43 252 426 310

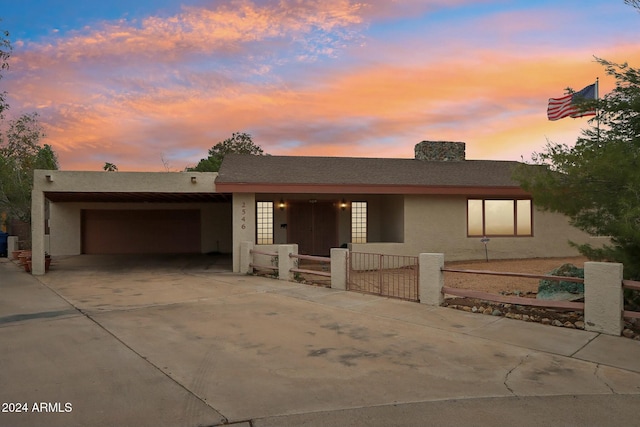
414 141 465 161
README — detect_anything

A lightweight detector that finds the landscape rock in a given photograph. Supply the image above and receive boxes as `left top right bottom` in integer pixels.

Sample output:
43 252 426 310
443 295 640 340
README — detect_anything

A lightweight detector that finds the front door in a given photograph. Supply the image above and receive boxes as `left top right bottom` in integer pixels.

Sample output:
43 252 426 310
287 201 338 256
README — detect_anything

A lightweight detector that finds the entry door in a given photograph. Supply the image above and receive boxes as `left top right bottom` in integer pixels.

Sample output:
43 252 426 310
287 201 338 256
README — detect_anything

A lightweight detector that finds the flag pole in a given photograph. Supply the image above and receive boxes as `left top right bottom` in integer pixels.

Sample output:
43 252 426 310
596 77 600 142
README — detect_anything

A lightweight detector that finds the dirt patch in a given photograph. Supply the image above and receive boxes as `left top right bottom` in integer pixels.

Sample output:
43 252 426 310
443 256 588 294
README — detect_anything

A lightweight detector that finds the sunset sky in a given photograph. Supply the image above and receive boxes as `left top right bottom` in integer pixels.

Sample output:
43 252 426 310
2 1 639 171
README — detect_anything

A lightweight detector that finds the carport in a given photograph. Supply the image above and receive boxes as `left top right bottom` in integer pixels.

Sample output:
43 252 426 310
31 170 232 274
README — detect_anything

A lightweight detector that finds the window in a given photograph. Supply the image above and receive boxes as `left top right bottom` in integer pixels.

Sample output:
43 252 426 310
467 199 532 237
351 201 367 243
256 201 273 244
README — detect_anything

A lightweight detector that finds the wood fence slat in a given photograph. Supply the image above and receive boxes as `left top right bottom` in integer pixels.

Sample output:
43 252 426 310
250 249 278 257
290 254 331 263
250 263 278 271
290 268 332 277
441 286 584 310
623 280 640 291
442 268 585 283
623 310 640 319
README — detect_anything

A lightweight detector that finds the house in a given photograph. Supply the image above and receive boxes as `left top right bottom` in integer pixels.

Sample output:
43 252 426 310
29 141 603 274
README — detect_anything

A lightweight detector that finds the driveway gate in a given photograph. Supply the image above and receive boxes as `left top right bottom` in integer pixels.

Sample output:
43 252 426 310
347 252 419 301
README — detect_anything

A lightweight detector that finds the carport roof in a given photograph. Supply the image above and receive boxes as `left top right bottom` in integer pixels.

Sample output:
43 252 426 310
215 154 530 195
44 192 231 203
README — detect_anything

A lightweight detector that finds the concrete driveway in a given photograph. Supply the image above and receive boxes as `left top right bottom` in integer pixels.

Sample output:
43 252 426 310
1 255 640 427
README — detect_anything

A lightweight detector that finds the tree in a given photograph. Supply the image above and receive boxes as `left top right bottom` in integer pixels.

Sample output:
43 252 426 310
1 21 11 120
187 132 265 172
103 162 118 172
514 58 640 281
625 0 640 9
0 113 58 222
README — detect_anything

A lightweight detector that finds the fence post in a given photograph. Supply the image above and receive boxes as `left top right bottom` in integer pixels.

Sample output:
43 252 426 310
584 262 624 336
278 244 297 281
331 248 348 290
7 236 19 254
419 253 444 305
239 241 254 274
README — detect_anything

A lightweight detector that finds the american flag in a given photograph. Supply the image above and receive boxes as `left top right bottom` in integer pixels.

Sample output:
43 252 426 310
547 83 597 121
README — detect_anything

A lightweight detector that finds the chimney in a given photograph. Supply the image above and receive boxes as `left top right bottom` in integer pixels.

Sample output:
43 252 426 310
414 141 465 161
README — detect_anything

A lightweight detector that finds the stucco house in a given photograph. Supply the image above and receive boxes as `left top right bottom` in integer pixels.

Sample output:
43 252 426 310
30 141 600 274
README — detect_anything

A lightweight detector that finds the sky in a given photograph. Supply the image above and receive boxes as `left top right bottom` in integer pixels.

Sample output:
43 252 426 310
1 0 639 171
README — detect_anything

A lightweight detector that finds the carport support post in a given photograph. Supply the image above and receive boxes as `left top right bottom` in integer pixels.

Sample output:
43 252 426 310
419 253 444 306
7 236 19 254
31 187 46 275
331 248 348 290
278 244 297 282
239 241 254 274
584 262 624 336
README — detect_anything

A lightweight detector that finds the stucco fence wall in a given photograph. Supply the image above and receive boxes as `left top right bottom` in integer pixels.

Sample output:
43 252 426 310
242 243 625 337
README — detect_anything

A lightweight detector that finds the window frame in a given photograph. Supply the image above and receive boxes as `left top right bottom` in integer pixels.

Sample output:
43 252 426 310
256 201 274 245
467 198 533 237
351 201 367 243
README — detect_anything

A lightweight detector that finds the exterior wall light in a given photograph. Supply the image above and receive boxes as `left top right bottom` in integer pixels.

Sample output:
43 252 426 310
45 175 53 182
191 176 197 184
279 199 285 210
340 199 347 211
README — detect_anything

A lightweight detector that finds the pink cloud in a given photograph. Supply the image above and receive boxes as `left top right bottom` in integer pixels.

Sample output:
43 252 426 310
14 0 364 67
4 1 640 171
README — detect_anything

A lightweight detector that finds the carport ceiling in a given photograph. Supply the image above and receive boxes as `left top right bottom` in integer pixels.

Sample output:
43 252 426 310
44 192 232 203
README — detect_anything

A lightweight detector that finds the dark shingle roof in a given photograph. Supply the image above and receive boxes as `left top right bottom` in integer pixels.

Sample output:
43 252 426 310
216 154 522 188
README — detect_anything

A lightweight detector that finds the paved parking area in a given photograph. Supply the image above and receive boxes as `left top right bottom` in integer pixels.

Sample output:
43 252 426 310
1 255 640 426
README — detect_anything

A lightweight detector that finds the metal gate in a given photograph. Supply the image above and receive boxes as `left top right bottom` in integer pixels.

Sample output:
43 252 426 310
347 252 419 301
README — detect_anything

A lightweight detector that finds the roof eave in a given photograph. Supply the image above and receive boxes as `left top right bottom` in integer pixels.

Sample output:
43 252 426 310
214 182 530 196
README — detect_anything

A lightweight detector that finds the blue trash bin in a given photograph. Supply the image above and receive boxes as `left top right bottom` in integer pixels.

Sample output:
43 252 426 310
0 232 8 257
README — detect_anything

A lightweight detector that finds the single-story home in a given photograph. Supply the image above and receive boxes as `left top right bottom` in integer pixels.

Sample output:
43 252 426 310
30 141 603 274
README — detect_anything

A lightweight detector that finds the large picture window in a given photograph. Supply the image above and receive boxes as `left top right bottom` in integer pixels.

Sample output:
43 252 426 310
467 199 532 237
256 201 273 244
351 201 367 243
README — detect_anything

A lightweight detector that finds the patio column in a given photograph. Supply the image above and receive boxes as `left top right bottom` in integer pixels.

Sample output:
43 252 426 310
232 193 256 273
31 187 46 275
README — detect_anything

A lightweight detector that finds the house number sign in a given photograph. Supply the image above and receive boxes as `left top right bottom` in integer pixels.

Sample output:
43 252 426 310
241 202 247 229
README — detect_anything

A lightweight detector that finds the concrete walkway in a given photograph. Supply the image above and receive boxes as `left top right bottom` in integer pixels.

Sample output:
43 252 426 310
1 255 639 427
